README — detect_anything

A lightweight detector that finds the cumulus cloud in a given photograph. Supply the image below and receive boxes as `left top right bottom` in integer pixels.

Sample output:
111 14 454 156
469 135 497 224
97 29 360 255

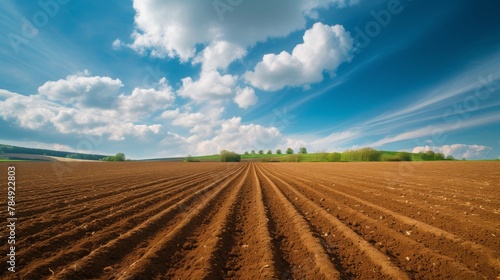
196 117 283 155
283 137 309 152
234 87 258 109
412 144 492 160
41 104 161 141
244 23 354 91
128 0 358 61
38 70 123 109
1 74 168 141
177 70 237 102
157 114 307 156
161 106 225 137
161 109 206 128
193 41 247 72
0 90 57 130
119 77 175 119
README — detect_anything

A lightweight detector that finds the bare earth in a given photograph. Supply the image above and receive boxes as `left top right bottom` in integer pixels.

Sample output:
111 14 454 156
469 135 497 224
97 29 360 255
0 161 498 279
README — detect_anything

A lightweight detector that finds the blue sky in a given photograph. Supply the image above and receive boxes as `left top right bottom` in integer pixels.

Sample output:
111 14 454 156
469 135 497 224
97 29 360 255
1 0 499 159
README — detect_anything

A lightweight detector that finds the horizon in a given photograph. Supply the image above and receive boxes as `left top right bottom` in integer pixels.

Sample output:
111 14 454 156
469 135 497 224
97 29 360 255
1 0 499 160
2 142 499 162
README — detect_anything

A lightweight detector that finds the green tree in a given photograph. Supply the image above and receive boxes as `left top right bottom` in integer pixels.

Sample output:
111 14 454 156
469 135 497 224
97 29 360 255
114 153 126 161
396 152 412 161
266 150 272 155
102 152 126 161
258 150 264 155
434 153 445 160
328 152 342 162
421 150 436 161
299 147 307 154
341 148 381 162
244 151 249 155
276 149 282 154
286 148 294 154
220 150 241 162
251 150 256 155
446 155 455 160
316 151 328 162
360 148 381 161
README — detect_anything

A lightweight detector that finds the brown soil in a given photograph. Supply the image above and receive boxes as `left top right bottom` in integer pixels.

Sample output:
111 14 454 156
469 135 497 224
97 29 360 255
0 161 498 279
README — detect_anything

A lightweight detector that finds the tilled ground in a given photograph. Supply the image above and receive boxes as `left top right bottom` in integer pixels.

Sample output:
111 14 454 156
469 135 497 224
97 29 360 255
0 161 498 279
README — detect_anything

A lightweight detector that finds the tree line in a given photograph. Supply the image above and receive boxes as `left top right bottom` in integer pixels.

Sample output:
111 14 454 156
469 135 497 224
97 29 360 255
243 147 307 156
192 147 457 163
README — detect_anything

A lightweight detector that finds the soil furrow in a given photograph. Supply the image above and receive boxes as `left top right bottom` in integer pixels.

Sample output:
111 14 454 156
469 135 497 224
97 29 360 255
18 173 214 268
265 163 500 277
21 164 246 279
0 161 497 280
255 164 341 279
263 163 483 279
161 163 250 279
219 163 280 279
97 163 247 280
259 163 410 280
20 167 223 239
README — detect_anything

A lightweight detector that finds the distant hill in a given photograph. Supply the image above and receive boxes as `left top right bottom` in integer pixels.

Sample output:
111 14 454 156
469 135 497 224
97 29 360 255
0 144 108 161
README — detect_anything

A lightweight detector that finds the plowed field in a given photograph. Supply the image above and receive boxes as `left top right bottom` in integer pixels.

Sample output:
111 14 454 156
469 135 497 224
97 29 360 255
1 161 499 279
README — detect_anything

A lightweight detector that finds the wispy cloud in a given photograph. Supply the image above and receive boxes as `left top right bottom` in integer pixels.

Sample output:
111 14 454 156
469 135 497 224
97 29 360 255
306 54 500 150
367 112 500 147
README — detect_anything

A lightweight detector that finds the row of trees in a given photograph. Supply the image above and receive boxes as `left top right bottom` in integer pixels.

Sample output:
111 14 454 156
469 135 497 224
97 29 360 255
418 150 455 161
243 147 307 155
101 153 126 162
315 148 388 162
191 147 459 163
315 148 457 162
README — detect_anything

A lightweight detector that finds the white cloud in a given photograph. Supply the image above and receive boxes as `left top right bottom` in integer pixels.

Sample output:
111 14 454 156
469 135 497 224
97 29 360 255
157 115 308 156
195 117 283 155
128 0 358 61
161 109 205 128
38 70 123 108
283 138 308 152
311 130 360 150
177 70 237 102
112 39 123 50
234 87 258 109
161 106 225 138
49 107 162 141
160 108 180 119
193 41 247 72
0 90 57 130
51 107 109 134
244 23 353 91
1 74 166 141
412 144 492 160
119 78 175 119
